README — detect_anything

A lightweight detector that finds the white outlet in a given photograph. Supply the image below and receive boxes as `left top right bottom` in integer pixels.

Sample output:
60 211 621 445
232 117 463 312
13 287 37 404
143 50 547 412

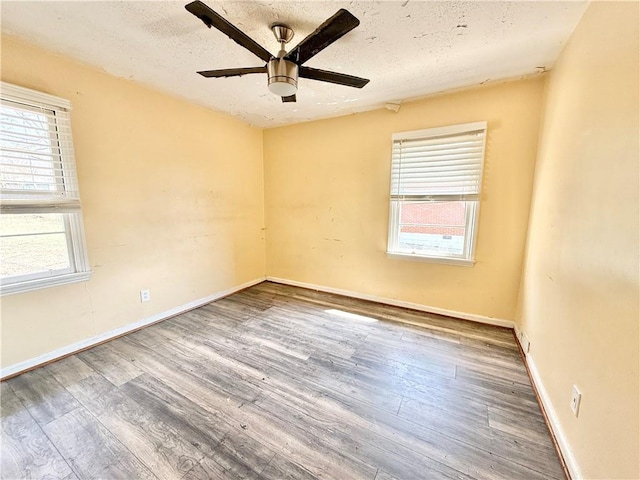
515 328 530 354
140 289 150 303
570 385 581 416
521 332 530 354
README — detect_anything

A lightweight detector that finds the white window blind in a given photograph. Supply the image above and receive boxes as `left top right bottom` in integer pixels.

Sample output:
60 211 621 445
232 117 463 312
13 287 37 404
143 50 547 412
391 124 486 201
1 88 80 213
387 122 487 264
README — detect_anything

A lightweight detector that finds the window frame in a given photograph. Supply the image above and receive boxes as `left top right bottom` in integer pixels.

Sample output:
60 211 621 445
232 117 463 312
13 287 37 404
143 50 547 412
1 82 91 295
386 121 487 266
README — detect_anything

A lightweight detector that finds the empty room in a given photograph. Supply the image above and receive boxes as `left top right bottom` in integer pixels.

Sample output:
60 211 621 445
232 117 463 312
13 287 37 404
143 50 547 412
0 1 638 479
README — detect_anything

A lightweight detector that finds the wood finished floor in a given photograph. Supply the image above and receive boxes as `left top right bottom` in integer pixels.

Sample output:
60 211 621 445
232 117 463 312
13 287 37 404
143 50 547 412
1 282 565 480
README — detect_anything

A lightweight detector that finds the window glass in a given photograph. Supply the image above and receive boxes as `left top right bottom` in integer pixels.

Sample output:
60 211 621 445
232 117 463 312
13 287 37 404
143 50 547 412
398 201 467 256
0 214 71 279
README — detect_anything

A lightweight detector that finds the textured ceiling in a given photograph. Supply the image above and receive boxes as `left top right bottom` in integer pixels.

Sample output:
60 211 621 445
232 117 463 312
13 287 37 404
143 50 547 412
1 1 588 127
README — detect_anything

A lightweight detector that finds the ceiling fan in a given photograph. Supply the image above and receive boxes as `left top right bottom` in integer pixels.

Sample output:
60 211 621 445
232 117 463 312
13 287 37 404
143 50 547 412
185 1 370 103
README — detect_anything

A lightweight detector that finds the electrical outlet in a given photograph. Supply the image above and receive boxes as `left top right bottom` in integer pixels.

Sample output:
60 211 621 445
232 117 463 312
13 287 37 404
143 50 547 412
140 289 150 303
521 331 530 354
570 385 581 416
515 327 530 354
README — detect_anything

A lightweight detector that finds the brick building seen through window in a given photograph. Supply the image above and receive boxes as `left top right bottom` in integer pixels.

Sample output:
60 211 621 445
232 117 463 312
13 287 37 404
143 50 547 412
397 201 467 255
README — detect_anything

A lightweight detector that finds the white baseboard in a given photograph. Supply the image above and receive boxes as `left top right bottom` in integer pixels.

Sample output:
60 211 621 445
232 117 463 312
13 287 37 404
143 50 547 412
0 277 265 380
521 346 581 479
265 276 514 329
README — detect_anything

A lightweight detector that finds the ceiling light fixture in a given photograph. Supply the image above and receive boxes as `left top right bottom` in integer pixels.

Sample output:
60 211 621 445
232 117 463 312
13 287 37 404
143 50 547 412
267 24 298 97
267 58 298 97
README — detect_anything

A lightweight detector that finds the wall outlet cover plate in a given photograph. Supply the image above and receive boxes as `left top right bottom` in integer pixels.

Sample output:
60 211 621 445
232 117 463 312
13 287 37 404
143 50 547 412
570 385 581 416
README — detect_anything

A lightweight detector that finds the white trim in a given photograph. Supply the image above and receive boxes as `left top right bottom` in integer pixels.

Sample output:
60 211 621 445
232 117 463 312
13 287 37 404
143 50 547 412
265 276 513 328
68 212 91 277
0 277 265 379
392 121 487 141
386 252 475 267
1 270 92 296
0 81 72 110
525 352 582 480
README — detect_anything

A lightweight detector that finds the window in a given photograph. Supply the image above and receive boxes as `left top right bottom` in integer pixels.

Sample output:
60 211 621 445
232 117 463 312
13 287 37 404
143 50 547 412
1 82 90 295
387 122 487 265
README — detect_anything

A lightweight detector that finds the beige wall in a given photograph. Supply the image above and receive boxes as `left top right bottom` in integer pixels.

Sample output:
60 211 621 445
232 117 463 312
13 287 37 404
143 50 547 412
264 78 545 322
516 2 639 479
0 36 266 368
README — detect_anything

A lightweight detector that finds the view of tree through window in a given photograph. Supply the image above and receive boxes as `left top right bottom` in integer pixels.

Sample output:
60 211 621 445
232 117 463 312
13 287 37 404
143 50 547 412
0 103 59 194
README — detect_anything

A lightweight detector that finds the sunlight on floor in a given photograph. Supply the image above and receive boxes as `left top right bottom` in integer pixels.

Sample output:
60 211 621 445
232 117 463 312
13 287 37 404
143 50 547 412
324 309 378 323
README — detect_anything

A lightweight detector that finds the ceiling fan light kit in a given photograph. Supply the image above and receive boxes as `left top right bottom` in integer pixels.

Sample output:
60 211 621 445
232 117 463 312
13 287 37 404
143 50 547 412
267 24 298 97
185 0 369 103
267 59 298 97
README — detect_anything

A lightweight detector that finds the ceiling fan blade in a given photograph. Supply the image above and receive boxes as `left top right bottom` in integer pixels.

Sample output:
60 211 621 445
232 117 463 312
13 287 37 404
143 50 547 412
198 67 267 78
299 66 369 88
185 1 272 63
282 95 297 103
285 9 359 65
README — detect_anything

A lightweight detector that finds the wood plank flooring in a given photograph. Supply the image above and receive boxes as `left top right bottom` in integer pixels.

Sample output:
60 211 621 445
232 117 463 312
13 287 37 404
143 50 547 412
1 281 565 480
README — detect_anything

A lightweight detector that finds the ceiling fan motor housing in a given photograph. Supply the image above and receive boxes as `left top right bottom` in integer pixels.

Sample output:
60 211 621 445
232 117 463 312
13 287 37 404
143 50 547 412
267 58 298 96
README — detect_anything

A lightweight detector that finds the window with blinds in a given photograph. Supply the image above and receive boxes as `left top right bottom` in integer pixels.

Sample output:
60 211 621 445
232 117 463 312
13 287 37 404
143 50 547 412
387 122 487 264
0 82 90 295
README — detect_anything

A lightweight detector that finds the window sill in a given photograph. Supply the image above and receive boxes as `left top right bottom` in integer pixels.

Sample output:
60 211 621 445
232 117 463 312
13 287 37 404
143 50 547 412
386 252 476 267
1 271 92 296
